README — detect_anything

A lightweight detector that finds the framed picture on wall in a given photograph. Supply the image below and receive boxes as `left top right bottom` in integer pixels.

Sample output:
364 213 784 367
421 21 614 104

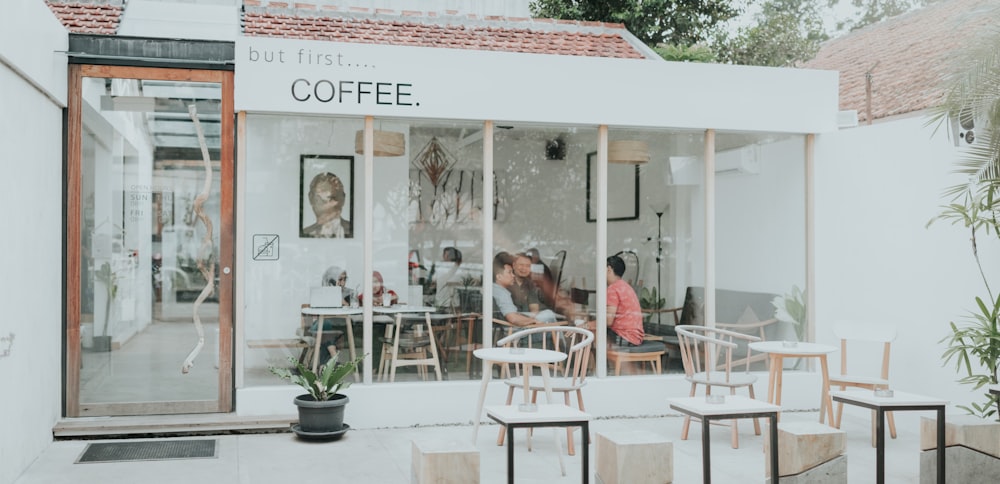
300 154 355 238
586 151 640 222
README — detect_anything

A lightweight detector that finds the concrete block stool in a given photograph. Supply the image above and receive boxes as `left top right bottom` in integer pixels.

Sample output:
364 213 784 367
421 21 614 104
595 430 672 484
919 414 1000 484
764 421 847 483
411 439 480 484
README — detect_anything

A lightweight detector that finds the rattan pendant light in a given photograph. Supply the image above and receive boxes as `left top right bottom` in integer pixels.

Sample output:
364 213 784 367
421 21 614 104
354 129 406 157
608 140 650 164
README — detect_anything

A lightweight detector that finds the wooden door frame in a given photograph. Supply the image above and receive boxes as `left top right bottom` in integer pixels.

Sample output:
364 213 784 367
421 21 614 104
65 64 234 416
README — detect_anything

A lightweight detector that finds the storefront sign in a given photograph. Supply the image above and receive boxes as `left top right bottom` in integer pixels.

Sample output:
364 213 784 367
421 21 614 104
235 36 839 133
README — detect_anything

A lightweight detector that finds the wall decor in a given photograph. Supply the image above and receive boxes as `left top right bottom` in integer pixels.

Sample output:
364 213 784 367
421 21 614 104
300 155 355 238
586 151 640 222
409 169 506 226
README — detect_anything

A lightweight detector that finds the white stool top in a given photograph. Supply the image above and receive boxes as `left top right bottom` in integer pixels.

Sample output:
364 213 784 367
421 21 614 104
830 389 948 407
486 404 591 424
301 307 362 316
668 395 780 416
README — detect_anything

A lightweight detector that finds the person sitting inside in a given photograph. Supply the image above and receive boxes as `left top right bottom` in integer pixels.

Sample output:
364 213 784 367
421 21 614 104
493 252 557 327
359 271 399 307
320 264 354 306
584 255 648 347
509 252 543 312
433 246 464 309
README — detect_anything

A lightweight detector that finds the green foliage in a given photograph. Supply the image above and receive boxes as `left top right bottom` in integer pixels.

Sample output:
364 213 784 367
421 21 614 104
653 43 717 63
639 286 666 311
928 25 1000 420
715 0 826 67
269 354 366 401
530 0 744 47
940 294 1000 419
772 285 807 340
833 0 932 33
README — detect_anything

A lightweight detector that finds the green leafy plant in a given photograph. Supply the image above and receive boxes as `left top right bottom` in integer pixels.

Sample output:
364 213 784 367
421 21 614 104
940 294 1000 419
639 286 665 311
93 262 119 336
771 285 806 341
269 354 366 401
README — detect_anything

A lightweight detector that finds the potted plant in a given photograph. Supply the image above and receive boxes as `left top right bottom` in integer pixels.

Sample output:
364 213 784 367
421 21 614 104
269 353 366 439
92 261 118 352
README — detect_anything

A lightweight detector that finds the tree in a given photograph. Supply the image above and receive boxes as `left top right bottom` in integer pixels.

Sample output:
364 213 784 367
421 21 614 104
926 27 1000 419
832 0 934 33
716 0 827 67
530 0 746 47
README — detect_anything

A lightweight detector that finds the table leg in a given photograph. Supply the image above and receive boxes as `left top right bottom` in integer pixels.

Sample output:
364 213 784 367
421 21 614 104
311 316 325 373
702 417 712 484
774 357 784 407
540 364 567 477
424 312 443 381
344 315 359 382
769 413 778 484
472 362 493 441
389 314 402 382
507 424 515 484
818 355 833 424
936 407 945 484
876 409 885 484
582 421 590 484
766 354 778 403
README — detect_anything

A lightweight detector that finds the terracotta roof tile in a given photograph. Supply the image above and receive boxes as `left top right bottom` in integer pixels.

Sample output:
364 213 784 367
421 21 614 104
242 8 646 59
46 1 123 35
801 0 999 123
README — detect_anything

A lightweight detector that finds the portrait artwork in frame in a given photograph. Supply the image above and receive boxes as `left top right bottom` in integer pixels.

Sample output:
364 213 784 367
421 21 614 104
300 154 355 238
586 151 640 222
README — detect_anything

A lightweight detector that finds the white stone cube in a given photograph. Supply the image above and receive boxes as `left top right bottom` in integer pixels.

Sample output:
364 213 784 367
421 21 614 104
765 422 845 478
920 414 1000 458
411 439 479 484
595 430 672 484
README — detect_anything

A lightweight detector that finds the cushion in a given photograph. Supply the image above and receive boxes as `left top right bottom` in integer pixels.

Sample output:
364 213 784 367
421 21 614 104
610 340 666 354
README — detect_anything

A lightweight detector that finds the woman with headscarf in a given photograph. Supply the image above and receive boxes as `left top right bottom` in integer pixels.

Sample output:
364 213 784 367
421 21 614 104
358 271 399 307
321 265 354 306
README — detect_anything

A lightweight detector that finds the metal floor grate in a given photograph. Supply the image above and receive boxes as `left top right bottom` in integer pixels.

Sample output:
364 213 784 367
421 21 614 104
77 439 217 463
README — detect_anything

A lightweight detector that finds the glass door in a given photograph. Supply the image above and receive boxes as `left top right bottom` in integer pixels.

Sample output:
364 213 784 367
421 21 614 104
66 65 234 416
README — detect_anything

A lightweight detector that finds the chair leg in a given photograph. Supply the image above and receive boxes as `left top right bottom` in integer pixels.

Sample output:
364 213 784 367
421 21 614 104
497 385 516 446
730 387 740 449
564 392 575 456
747 385 761 435
887 410 897 439
681 383 697 441
834 402 845 429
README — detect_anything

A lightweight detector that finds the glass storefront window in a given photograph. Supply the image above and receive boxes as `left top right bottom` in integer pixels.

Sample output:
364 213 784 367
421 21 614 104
242 114 366 386
604 128 706 375
714 132 807 370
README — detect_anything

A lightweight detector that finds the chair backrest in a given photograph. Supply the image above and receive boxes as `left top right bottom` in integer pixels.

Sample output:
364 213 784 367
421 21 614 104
833 320 896 379
549 250 567 300
614 250 640 289
675 325 761 383
496 326 594 384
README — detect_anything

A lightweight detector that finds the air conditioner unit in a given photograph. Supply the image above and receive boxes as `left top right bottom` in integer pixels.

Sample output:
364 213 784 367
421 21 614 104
950 106 990 147
668 145 761 185
714 146 761 176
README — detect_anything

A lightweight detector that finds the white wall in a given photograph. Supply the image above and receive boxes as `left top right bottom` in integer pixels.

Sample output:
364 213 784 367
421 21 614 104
814 115 993 411
0 3 68 483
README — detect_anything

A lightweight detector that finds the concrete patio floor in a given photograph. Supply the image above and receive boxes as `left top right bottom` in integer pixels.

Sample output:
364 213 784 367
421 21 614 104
16 409 933 483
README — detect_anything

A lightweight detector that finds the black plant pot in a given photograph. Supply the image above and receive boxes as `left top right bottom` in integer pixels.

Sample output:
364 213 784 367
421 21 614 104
91 335 112 352
293 394 350 440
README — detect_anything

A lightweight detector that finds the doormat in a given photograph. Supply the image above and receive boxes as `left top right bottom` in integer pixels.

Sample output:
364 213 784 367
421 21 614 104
77 439 217 463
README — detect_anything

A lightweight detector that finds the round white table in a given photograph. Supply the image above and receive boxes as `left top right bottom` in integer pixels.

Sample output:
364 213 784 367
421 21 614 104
748 341 837 423
471 347 567 440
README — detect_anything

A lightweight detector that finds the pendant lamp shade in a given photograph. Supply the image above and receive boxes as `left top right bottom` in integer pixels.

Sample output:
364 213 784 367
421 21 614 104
354 130 405 157
608 140 650 164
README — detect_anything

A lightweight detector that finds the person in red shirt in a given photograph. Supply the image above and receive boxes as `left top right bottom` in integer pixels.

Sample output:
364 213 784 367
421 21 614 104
585 255 645 345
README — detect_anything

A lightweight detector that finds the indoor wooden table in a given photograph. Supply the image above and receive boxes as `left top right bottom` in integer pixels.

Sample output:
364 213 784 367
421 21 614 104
831 389 947 484
748 340 837 423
